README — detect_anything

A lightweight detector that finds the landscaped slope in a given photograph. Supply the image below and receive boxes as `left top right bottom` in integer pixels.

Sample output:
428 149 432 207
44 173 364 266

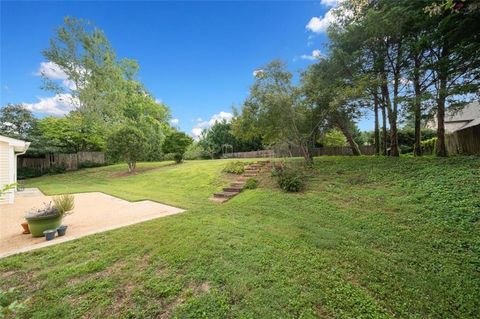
1 157 479 318
22 160 232 209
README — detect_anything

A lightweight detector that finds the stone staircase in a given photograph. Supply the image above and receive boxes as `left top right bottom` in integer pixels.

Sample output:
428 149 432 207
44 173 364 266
211 162 266 203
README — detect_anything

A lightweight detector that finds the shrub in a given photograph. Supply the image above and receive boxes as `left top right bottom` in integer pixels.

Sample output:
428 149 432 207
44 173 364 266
275 166 306 192
184 143 209 160
245 178 258 189
53 194 75 217
270 161 285 177
79 161 104 169
173 153 183 163
421 137 437 155
17 167 43 179
162 131 193 164
48 164 66 175
223 161 245 174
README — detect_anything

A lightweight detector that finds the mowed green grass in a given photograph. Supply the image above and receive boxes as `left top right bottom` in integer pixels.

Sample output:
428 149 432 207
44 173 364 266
23 160 234 209
1 156 479 318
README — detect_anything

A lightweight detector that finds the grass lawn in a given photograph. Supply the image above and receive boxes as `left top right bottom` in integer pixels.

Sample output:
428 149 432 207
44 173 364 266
1 156 479 318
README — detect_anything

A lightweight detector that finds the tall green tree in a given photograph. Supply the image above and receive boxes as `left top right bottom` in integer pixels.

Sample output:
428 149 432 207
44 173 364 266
107 125 146 173
425 0 480 156
38 112 105 153
0 104 37 140
40 17 172 158
302 57 363 156
234 61 324 163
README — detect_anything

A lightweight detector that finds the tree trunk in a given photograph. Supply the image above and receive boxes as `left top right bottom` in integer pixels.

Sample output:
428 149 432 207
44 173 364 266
413 55 422 156
128 161 136 173
373 91 380 155
335 118 361 156
381 101 387 156
391 70 401 157
299 141 314 165
381 70 399 156
436 47 449 157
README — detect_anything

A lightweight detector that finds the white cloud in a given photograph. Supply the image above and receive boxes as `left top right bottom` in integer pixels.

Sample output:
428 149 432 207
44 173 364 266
35 61 86 91
253 69 264 78
190 111 234 140
301 49 323 61
208 111 233 125
306 9 337 33
36 61 68 80
191 127 203 139
22 93 79 116
170 118 179 125
320 0 338 7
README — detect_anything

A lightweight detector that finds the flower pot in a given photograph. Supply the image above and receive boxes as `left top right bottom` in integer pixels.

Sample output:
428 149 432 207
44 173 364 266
26 215 62 237
43 229 56 241
21 222 30 234
57 225 68 236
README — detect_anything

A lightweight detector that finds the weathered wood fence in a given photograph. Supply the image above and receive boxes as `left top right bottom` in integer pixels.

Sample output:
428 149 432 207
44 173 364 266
17 152 105 174
226 145 375 158
446 124 480 155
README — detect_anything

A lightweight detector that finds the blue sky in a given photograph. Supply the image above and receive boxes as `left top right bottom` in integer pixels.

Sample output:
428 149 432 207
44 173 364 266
1 0 372 137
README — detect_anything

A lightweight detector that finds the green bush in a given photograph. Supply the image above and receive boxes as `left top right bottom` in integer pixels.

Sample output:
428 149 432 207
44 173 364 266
17 167 43 179
162 131 193 164
275 166 306 192
421 137 437 155
184 143 210 160
48 164 66 175
223 161 245 174
245 179 258 189
79 161 104 169
173 153 183 163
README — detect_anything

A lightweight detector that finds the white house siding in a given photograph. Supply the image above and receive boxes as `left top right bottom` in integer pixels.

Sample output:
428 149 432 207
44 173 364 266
0 141 13 204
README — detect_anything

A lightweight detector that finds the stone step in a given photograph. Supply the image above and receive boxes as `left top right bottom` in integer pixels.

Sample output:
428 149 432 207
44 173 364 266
231 182 246 187
243 173 257 177
213 191 239 199
223 186 243 192
210 196 229 203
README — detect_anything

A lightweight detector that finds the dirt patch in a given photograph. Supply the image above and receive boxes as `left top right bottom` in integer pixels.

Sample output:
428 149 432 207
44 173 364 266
156 281 212 319
315 304 333 318
112 281 136 315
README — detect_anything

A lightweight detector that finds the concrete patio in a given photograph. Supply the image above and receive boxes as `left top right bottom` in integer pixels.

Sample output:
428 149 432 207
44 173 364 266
0 188 185 258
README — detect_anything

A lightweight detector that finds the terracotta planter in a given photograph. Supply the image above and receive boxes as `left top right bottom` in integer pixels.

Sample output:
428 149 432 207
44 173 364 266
21 222 30 234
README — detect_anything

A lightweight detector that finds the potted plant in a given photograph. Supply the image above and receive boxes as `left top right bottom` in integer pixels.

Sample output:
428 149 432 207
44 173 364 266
24 194 74 237
57 225 68 236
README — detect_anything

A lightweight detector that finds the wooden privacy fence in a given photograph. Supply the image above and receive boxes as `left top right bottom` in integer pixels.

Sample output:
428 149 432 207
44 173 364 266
226 145 375 158
446 124 480 155
17 152 105 175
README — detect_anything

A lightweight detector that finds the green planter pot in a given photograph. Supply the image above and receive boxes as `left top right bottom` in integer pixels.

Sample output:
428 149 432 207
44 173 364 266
26 215 62 237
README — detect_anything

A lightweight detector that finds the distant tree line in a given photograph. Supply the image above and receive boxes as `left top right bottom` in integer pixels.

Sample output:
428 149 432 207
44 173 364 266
232 0 479 162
